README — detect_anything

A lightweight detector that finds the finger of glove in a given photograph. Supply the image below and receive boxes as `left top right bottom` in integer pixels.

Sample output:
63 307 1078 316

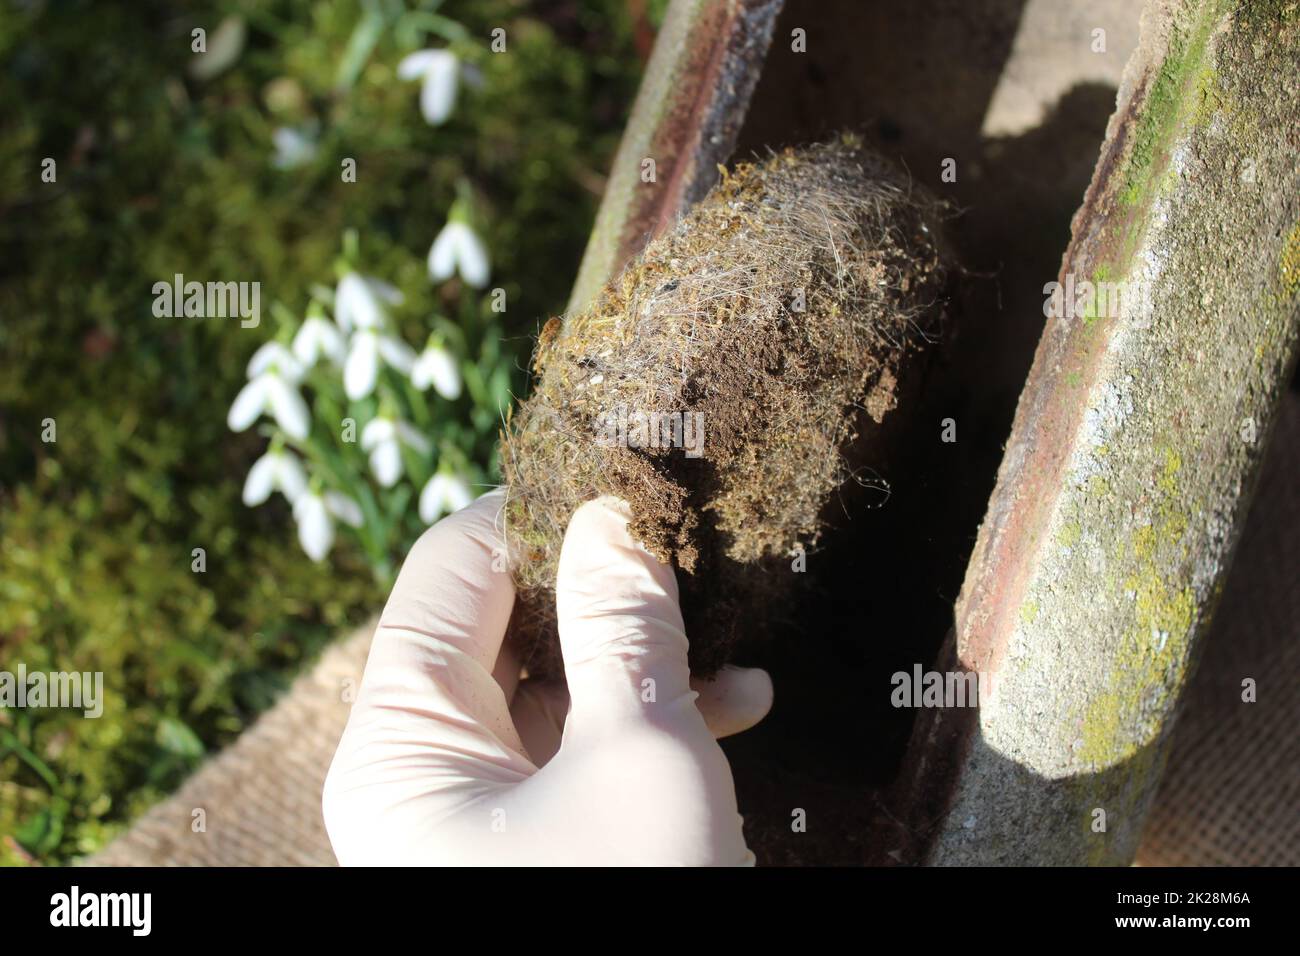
324 492 534 865
554 496 698 735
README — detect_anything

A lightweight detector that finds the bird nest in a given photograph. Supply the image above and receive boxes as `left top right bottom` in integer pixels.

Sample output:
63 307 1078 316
501 135 950 678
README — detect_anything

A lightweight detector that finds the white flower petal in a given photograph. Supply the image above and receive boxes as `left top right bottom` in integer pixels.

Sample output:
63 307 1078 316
265 376 311 441
377 335 417 374
418 51 458 125
322 326 347 365
227 378 268 432
369 440 403 487
453 224 490 288
325 492 364 528
410 354 431 391
336 273 383 332
242 452 278 506
396 421 432 456
414 347 462 399
248 342 297 379
418 473 446 524
360 417 396 450
272 452 307 503
344 331 380 400
294 493 334 562
419 473 475 524
443 474 475 512
247 342 277 377
427 224 459 282
293 317 345 367
397 49 440 81
366 278 404 307
189 16 246 81
291 323 317 366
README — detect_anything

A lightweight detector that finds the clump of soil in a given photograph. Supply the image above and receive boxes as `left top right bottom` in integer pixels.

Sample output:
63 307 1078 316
501 135 950 678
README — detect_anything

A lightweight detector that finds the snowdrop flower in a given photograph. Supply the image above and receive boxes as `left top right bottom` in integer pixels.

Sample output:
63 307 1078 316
410 342 462 399
397 48 459 126
242 446 307 506
419 471 475 524
189 16 246 81
227 342 310 440
344 330 419 401
360 416 431 487
292 315 346 367
428 220 489 288
271 126 318 169
334 272 404 333
293 489 364 562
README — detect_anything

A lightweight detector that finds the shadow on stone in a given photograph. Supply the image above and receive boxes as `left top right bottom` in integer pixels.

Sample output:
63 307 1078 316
717 0 1128 864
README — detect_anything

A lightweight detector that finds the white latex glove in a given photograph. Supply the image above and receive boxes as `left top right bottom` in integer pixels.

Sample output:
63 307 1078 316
322 490 773 865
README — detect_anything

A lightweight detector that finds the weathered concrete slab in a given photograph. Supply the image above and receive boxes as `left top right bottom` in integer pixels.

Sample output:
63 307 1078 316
920 0 1300 864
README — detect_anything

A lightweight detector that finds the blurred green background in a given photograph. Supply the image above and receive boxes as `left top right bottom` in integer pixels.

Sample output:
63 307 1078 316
0 0 658 865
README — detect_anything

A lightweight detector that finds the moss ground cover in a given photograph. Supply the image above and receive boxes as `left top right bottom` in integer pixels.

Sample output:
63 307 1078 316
0 0 649 864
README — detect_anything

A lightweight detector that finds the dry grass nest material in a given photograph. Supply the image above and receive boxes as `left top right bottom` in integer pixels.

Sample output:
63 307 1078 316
501 135 950 678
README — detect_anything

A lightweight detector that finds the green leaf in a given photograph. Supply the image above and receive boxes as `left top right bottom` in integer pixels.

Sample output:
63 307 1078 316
335 4 387 92
15 803 66 856
155 717 205 759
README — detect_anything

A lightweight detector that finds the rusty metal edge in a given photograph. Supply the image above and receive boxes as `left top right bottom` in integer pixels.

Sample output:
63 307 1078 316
565 0 784 315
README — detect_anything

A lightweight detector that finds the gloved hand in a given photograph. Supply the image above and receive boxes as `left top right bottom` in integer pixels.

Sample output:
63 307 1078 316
322 491 773 865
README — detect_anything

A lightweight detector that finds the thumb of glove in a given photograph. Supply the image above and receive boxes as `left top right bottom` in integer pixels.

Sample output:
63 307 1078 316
554 496 703 738
551 495 755 865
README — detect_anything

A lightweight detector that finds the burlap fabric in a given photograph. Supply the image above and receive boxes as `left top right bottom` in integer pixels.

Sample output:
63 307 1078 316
87 393 1300 867
86 621 375 867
